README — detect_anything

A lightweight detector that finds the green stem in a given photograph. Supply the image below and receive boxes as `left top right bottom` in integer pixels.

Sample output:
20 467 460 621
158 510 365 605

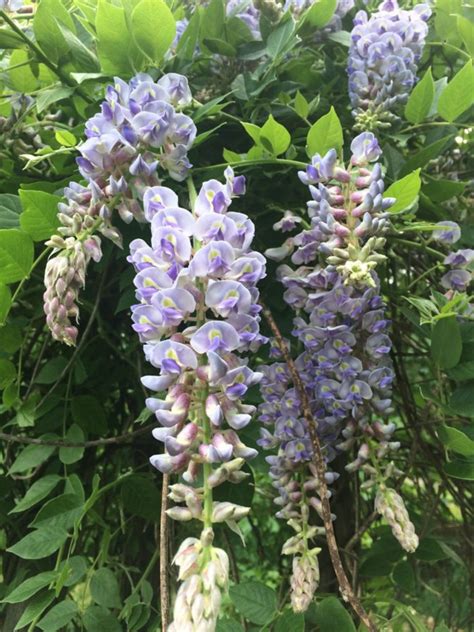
118 549 160 619
192 157 308 174
0 10 94 103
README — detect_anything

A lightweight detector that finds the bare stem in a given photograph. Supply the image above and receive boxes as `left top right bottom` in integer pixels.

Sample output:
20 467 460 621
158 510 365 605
160 473 170 631
261 303 378 632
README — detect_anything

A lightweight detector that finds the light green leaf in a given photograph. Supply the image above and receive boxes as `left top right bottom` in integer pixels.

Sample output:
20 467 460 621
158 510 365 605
8 49 39 93
96 0 136 74
8 526 69 559
267 18 296 59
384 169 421 214
90 568 121 608
0 228 34 284
131 0 176 62
431 316 462 369
31 493 83 530
0 194 22 229
405 68 435 124
0 284 12 324
438 425 474 456
260 114 291 156
55 130 77 147
9 442 56 475
0 27 25 49
2 571 57 604
437 61 474 122
59 424 85 465
37 599 78 631
19 190 60 241
229 581 277 625
294 90 309 119
9 475 62 514
314 597 356 632
457 15 474 56
33 0 74 64
241 122 261 145
305 0 337 28
306 106 343 157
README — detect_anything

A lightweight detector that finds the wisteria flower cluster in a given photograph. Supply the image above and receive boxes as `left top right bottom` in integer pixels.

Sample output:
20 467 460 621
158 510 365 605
348 0 431 129
128 168 266 630
43 73 196 345
259 132 419 610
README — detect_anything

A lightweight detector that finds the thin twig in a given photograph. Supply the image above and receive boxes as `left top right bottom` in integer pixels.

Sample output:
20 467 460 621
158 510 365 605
160 473 170 631
262 303 378 632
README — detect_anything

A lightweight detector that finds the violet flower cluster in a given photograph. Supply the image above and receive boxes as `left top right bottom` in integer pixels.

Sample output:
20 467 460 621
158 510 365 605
129 168 266 631
348 0 431 130
44 73 196 345
259 132 419 609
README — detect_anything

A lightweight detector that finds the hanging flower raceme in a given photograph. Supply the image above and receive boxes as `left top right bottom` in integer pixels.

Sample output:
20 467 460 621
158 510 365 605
348 0 431 130
43 73 196 345
260 132 418 610
129 168 266 631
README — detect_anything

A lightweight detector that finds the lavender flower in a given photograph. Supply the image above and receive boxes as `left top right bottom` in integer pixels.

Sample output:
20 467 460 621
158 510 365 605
348 0 431 129
259 133 417 603
227 0 261 39
130 168 266 631
432 221 461 244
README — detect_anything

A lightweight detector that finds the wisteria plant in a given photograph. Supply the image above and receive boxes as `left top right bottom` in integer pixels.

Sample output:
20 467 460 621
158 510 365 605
0 1 472 632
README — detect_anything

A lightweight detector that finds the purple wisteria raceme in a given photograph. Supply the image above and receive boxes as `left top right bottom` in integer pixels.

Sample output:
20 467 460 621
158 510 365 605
129 167 266 631
259 132 417 608
44 73 196 345
348 0 431 130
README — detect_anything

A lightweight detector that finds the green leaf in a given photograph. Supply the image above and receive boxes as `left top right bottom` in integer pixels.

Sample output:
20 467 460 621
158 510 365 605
294 90 309 119
37 600 78 631
0 358 16 389
447 360 474 382
314 597 356 632
8 49 39 92
306 106 343 157
9 475 62 514
216 618 244 632
59 555 88 587
400 136 452 177
274 609 305 632
96 0 136 74
241 122 261 145
203 38 236 56
0 28 25 49
438 425 474 456
131 0 176 63
260 114 291 156
266 18 296 59
405 68 435 124
2 571 57 604
59 424 85 465
120 474 161 520
457 15 474 56
431 316 462 369
392 561 416 593
423 178 466 202
31 493 83 530
71 395 108 435
0 194 22 229
83 605 122 632
35 356 69 384
9 442 56 474
438 61 474 122
8 526 69 559
19 190 60 241
33 0 74 64
0 228 34 284
414 538 450 562
305 0 337 28
229 581 277 625
0 323 22 353
14 591 55 630
90 568 121 608
449 382 474 417
0 284 12 324
444 460 474 480
15 393 39 428
55 130 77 147
384 169 421 214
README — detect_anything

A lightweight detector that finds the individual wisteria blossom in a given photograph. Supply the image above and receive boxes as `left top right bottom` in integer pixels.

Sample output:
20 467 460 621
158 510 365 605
44 73 196 345
129 167 266 631
259 132 419 610
348 0 431 130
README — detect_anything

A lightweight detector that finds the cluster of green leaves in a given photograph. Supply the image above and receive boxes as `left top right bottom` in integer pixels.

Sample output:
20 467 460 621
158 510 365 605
0 0 473 631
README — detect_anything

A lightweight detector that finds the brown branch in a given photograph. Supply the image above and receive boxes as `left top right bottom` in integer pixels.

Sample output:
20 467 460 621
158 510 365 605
262 304 378 632
0 423 156 448
160 473 170 631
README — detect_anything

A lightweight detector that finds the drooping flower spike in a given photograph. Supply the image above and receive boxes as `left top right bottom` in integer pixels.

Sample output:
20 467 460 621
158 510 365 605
348 0 431 130
129 167 266 631
260 132 418 611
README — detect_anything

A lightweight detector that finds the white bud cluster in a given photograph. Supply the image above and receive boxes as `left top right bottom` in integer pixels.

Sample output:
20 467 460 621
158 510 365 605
290 552 320 613
375 486 419 553
169 529 229 632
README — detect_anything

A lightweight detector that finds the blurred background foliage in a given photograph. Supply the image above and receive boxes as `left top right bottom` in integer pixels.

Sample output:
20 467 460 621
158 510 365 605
0 0 472 630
